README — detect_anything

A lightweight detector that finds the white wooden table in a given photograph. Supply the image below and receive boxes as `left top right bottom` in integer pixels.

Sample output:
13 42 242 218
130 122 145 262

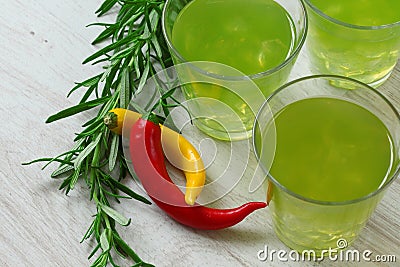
1 1 399 266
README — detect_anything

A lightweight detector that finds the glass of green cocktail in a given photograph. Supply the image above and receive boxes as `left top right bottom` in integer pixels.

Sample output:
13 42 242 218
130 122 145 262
253 75 400 255
304 0 400 88
162 0 307 141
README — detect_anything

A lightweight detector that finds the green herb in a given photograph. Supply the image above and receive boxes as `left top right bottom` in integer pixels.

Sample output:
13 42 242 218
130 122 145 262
23 0 173 266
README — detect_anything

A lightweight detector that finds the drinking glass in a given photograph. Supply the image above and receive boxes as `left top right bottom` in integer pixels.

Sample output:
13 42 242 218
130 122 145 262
162 0 307 141
304 0 400 88
253 75 400 255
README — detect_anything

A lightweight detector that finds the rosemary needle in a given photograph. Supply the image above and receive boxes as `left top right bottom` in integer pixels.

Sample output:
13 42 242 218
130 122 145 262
24 0 173 266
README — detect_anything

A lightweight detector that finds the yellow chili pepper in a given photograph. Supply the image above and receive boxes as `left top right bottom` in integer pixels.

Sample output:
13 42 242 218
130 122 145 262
104 108 206 205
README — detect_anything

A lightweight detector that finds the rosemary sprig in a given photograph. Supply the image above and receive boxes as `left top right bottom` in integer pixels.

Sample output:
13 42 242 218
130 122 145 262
23 0 173 266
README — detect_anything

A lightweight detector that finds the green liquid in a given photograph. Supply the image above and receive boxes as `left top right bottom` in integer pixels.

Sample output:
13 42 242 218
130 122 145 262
306 0 400 87
267 97 393 202
257 97 395 253
172 0 294 76
310 0 400 26
171 0 297 140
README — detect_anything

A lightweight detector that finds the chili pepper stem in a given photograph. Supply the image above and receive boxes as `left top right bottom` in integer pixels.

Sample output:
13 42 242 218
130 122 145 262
141 112 159 125
103 112 118 130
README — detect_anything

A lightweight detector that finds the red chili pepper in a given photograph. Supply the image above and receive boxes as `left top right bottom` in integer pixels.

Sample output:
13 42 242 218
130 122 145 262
129 115 267 230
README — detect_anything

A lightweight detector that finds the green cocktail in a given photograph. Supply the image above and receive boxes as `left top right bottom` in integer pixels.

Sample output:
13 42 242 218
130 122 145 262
162 0 307 140
172 0 294 77
305 0 400 88
254 75 400 254
268 97 392 202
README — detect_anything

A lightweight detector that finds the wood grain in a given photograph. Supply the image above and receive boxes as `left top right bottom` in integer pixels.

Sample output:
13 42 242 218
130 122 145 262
1 1 399 266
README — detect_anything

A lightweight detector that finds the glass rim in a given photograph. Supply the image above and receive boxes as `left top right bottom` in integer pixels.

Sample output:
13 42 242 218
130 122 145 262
161 0 308 81
304 0 400 30
252 74 400 206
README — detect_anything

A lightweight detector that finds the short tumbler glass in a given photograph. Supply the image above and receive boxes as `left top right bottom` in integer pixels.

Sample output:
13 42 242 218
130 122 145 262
304 0 400 88
253 75 400 255
162 0 307 140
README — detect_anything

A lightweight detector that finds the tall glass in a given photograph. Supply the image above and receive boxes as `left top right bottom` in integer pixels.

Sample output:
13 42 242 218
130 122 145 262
162 0 307 141
253 75 400 255
304 0 400 88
